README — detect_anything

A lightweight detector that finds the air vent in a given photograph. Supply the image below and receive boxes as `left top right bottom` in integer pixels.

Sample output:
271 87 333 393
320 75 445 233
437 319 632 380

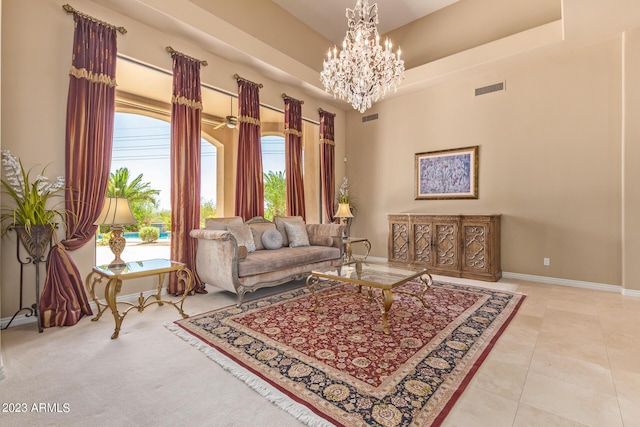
475 81 505 96
362 113 378 123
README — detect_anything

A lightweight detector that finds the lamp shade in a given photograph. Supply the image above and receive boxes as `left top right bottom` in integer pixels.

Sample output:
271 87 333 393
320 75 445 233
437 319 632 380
94 198 137 226
335 203 354 218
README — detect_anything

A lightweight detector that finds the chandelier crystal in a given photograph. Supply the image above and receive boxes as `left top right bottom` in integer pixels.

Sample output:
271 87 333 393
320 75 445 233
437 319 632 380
320 0 405 113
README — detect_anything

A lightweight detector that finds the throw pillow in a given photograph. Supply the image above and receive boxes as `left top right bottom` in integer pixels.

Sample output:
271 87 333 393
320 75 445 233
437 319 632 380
227 224 256 252
237 245 248 260
274 216 304 247
309 235 334 247
249 222 276 251
261 228 283 250
285 221 310 248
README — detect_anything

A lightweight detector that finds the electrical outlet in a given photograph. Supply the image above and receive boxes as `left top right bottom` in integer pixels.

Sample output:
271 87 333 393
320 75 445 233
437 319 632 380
543 258 550 266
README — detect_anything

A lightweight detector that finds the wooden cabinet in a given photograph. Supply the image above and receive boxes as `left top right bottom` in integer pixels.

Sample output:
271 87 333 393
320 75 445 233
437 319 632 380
388 214 501 281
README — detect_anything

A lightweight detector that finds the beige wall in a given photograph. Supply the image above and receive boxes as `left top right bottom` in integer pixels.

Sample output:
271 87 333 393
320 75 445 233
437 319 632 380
347 38 629 288
0 0 346 317
2 0 638 321
623 28 640 291
387 0 561 69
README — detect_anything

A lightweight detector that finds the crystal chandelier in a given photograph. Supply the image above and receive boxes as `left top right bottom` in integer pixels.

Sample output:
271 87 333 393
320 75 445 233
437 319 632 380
320 0 405 113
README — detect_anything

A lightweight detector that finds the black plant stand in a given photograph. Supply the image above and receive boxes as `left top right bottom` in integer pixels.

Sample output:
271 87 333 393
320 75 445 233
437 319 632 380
1 227 54 333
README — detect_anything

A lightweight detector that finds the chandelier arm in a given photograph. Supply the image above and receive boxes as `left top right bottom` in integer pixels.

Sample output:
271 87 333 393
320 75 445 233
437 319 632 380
320 0 405 113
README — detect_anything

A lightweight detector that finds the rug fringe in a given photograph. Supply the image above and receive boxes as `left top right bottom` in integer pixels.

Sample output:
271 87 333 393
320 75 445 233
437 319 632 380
164 322 336 427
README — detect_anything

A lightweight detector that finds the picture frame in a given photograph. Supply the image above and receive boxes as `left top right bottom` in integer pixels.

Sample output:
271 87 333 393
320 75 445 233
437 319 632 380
415 146 479 200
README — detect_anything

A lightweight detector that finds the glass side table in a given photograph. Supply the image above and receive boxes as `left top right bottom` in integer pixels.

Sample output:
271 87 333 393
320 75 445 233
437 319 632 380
342 237 371 262
85 258 193 339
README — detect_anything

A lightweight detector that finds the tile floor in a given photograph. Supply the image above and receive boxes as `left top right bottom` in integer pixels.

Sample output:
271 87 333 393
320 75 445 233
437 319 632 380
1 275 639 426
442 278 640 427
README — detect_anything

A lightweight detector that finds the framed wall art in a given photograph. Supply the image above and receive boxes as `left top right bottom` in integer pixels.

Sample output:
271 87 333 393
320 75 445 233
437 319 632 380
415 146 479 200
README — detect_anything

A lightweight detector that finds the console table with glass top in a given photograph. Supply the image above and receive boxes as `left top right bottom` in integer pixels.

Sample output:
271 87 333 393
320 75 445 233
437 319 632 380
306 261 432 335
85 258 193 339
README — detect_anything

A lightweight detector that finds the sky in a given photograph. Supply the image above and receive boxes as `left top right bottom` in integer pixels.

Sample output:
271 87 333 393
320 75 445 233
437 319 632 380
112 113 285 210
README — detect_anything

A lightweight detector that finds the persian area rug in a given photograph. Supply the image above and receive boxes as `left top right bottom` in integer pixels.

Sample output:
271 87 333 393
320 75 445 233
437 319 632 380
166 280 525 427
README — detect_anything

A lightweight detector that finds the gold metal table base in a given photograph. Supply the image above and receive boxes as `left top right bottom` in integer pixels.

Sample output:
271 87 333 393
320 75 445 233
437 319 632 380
342 237 371 263
85 260 194 339
305 269 432 335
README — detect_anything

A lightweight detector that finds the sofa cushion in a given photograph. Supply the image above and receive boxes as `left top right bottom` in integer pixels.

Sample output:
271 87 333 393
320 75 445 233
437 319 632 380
285 221 310 248
309 235 334 247
237 246 340 277
205 216 243 231
227 224 256 252
306 223 342 247
262 228 283 250
274 216 304 247
249 222 276 250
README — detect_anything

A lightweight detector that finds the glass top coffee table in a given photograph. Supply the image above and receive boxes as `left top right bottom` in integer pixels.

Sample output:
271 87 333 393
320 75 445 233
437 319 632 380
306 261 433 335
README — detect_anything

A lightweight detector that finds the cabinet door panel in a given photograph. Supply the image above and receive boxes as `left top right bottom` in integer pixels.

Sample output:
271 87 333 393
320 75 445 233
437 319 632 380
463 223 489 273
434 222 459 269
389 219 410 263
413 222 432 265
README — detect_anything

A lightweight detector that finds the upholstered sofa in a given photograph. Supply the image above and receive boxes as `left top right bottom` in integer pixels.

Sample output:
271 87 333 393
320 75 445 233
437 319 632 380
190 216 344 304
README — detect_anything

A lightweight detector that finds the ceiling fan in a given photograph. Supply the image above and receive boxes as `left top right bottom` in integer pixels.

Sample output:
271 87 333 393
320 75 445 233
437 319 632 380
214 97 238 129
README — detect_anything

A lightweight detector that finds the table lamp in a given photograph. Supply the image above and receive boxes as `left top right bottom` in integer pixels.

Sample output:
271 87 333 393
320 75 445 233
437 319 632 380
94 197 137 266
335 202 353 238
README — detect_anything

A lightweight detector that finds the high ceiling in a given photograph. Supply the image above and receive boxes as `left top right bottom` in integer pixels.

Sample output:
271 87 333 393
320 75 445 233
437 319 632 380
97 0 640 122
271 0 459 44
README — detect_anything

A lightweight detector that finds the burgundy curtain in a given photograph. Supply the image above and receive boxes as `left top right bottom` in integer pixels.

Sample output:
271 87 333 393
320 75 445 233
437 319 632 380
168 53 206 295
234 80 263 220
284 98 305 219
319 110 336 223
40 15 118 327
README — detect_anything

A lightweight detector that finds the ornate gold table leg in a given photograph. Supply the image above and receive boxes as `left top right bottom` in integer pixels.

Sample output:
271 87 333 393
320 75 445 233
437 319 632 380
155 272 166 306
173 268 193 318
343 241 353 263
85 272 109 321
305 275 321 311
381 289 393 335
394 273 433 310
362 240 371 260
105 278 124 339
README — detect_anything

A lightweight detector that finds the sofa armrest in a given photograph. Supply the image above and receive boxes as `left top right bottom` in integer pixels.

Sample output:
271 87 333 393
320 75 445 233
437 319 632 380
189 229 241 295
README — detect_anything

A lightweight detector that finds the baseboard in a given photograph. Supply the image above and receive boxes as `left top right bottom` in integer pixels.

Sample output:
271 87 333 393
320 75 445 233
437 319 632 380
0 288 168 329
375 255 640 297
501 271 627 294
622 288 640 297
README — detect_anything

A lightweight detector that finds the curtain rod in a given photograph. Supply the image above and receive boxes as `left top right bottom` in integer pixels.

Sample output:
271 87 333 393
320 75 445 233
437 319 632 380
282 93 304 105
115 56 319 125
318 108 335 116
234 73 263 88
166 46 208 66
62 4 127 34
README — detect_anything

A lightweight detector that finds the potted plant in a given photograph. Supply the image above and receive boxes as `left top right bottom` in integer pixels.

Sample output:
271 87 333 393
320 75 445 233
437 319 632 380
1 150 65 258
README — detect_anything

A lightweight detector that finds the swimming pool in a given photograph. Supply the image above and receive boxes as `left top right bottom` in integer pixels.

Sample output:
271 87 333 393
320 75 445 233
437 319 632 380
123 231 171 240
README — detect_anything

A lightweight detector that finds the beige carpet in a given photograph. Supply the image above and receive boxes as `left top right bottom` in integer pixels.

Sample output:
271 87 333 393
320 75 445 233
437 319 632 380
1 276 639 426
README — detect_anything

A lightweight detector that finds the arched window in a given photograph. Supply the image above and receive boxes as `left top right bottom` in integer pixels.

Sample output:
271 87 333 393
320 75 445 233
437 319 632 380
95 111 217 265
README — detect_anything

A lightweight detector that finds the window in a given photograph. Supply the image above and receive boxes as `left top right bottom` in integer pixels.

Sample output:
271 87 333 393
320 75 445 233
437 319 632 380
95 112 217 265
262 135 286 220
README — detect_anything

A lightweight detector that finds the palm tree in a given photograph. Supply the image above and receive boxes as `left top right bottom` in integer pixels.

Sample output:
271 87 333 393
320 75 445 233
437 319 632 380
264 170 286 220
108 167 159 204
107 168 160 230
